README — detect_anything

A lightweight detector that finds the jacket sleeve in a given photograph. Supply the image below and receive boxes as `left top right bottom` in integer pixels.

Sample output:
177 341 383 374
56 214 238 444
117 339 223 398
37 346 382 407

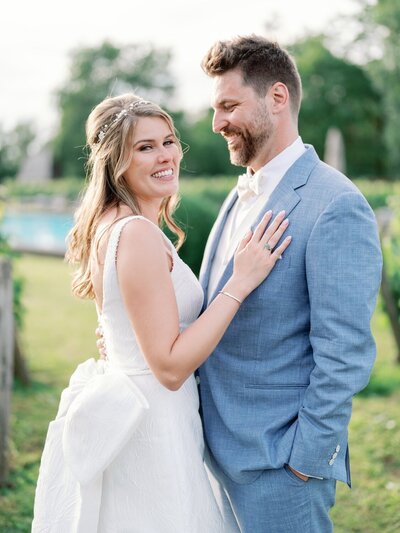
288 191 382 480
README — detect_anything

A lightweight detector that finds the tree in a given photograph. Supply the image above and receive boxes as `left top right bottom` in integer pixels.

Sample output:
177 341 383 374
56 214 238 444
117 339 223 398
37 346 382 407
53 41 175 178
291 35 385 177
173 109 237 177
356 0 400 177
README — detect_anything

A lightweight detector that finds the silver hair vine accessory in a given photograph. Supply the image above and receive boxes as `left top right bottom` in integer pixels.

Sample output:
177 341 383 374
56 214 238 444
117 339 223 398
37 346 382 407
96 99 152 144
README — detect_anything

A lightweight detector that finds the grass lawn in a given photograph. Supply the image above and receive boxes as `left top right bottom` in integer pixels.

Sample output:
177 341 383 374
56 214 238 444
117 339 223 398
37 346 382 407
0 254 399 532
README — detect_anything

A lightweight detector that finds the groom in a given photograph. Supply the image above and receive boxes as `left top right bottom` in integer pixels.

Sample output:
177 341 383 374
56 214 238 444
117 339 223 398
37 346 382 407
198 35 382 532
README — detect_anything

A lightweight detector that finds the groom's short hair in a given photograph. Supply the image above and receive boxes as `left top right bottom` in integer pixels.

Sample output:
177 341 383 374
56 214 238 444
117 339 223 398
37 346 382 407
202 34 302 116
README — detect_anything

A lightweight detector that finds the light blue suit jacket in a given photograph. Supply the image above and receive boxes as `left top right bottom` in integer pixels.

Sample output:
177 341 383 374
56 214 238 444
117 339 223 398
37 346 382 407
198 145 382 486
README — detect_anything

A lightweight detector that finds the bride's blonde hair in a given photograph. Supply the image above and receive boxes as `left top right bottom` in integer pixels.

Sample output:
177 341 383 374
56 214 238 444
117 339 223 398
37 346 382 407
66 93 185 300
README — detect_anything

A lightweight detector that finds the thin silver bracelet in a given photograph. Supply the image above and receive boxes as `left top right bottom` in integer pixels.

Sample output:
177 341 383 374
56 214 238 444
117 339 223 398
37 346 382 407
219 290 243 305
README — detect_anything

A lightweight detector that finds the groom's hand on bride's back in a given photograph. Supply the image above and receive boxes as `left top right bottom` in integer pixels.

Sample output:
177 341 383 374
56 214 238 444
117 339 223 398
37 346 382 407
95 326 108 360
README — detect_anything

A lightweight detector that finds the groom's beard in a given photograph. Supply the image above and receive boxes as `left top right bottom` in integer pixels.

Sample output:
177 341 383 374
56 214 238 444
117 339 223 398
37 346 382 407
222 105 273 167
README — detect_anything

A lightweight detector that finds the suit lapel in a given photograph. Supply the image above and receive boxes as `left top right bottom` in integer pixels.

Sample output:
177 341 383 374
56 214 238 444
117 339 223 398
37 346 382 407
207 145 320 303
199 188 238 294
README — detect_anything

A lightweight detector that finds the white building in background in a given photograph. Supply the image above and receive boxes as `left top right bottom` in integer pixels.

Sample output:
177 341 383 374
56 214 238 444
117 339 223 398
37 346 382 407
324 127 346 174
17 147 53 183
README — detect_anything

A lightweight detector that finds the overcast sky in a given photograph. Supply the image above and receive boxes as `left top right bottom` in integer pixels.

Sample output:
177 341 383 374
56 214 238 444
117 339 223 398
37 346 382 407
2 0 362 142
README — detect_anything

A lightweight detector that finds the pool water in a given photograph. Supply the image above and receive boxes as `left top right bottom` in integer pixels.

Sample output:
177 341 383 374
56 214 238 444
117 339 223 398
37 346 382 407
1 211 74 254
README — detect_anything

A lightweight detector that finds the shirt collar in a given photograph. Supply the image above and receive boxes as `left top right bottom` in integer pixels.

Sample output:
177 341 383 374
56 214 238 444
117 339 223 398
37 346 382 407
244 136 306 195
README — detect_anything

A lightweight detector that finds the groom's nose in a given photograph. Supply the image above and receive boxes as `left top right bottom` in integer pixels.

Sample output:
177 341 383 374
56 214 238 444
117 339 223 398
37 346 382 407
212 109 228 134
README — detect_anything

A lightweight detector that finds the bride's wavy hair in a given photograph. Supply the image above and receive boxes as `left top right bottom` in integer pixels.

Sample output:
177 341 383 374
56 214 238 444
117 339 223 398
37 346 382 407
66 93 185 300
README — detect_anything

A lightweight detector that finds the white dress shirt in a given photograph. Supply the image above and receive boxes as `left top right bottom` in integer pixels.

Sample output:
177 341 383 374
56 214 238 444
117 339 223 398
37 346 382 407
207 136 306 301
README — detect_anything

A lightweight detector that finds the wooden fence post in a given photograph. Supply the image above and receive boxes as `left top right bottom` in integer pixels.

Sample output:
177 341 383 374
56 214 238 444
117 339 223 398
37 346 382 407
0 258 14 486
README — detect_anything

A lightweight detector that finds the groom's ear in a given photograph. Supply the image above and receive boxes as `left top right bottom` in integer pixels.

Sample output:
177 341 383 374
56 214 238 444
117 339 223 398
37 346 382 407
268 82 290 115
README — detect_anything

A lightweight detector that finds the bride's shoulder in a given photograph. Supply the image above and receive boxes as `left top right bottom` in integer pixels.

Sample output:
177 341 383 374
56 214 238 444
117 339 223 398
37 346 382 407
117 220 171 285
117 217 166 262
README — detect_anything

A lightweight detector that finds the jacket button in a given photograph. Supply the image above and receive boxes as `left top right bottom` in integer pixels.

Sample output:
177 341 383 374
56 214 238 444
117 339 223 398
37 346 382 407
329 459 334 466
332 452 338 459
336 445 341 453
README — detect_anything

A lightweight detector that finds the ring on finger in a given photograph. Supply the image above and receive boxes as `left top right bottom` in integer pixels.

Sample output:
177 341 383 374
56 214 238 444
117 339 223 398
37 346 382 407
264 242 272 252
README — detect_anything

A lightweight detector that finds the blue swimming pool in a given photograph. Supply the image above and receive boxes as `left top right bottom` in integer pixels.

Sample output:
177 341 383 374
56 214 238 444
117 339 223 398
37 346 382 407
1 211 74 254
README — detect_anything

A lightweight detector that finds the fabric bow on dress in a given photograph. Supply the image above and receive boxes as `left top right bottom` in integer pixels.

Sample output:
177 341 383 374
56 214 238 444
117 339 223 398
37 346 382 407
32 358 149 533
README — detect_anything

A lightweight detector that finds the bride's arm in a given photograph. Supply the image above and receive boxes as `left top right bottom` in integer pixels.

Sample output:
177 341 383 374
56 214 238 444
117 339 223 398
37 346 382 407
118 214 290 391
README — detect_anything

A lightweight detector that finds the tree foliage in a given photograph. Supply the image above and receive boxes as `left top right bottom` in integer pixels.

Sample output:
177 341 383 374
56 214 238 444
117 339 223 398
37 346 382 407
357 0 400 177
291 35 385 177
53 41 175 177
51 29 397 180
173 109 237 178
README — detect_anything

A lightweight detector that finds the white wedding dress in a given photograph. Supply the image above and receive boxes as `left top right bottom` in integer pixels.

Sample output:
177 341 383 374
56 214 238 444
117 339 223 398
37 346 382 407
32 215 239 533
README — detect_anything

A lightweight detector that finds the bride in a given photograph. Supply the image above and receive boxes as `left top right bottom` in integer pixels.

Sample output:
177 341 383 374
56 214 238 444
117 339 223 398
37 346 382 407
31 93 291 532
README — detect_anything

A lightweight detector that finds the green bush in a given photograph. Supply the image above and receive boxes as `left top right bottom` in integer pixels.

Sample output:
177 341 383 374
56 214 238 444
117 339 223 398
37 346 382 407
164 177 235 276
354 179 400 210
2 177 84 202
382 196 400 320
4 174 400 282
0 231 25 329
166 193 222 276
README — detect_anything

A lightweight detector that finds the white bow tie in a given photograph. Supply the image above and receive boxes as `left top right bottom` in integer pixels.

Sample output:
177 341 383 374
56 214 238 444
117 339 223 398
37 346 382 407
236 172 261 200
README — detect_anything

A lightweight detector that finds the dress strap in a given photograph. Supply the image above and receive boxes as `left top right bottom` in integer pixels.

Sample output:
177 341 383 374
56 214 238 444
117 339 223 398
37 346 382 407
102 215 142 288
